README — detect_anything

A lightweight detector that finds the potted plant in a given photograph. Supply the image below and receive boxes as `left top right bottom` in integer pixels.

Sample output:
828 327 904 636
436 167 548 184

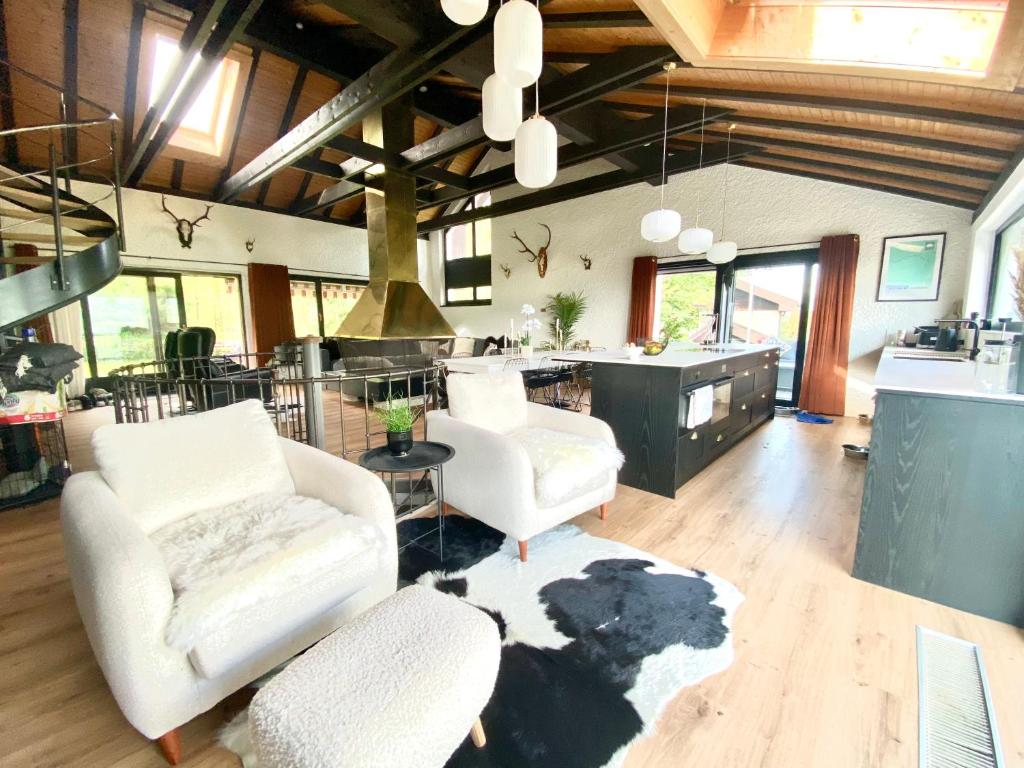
374 395 420 456
544 290 587 349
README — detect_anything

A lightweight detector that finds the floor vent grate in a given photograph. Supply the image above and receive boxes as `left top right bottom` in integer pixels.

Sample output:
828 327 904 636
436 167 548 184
918 626 1004 768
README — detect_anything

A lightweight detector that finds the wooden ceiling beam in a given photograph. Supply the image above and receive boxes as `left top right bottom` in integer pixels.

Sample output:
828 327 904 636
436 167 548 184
62 0 79 165
542 11 653 28
256 66 308 206
698 128 1000 182
218 5 496 201
737 159 977 210
418 141 756 232
125 0 265 185
0 1 19 166
120 3 146 161
973 142 1024 220
217 47 260 189
622 84 1024 133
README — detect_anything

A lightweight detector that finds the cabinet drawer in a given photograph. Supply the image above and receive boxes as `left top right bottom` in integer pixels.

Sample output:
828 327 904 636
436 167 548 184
733 367 755 397
752 390 774 420
675 428 706 483
731 393 754 431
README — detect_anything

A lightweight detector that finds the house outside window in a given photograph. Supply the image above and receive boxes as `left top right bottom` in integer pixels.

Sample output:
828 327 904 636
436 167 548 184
443 193 492 306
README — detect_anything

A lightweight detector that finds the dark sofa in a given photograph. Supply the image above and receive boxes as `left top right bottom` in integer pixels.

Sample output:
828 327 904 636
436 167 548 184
329 338 449 401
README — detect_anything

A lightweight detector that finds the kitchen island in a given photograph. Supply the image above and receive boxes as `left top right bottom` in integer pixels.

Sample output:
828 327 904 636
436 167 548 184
853 348 1024 626
554 344 781 497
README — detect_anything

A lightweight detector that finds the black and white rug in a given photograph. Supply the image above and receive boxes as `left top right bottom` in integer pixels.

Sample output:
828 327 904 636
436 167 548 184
222 517 743 768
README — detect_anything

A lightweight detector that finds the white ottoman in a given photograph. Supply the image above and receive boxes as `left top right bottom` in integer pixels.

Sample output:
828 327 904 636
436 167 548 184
250 585 501 768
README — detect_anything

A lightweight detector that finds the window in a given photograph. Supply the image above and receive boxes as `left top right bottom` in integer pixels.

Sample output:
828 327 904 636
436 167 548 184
988 205 1024 321
655 267 718 342
290 277 367 337
444 193 492 306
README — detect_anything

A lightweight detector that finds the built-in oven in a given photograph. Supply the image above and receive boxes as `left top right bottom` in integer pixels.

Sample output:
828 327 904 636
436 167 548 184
679 376 733 433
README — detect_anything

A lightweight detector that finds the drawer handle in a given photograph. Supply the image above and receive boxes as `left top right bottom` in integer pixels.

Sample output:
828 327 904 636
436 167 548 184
761 393 768 399
764 352 770 358
690 431 699 441
764 364 769 369
743 370 750 376
716 434 724 443
741 404 747 410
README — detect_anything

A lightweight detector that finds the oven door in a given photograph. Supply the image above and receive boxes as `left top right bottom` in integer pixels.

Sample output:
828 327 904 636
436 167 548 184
680 376 734 432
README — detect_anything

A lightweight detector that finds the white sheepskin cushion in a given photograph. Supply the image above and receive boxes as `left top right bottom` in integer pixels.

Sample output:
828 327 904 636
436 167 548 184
447 370 527 434
249 585 500 768
91 399 294 532
509 427 624 508
151 492 385 653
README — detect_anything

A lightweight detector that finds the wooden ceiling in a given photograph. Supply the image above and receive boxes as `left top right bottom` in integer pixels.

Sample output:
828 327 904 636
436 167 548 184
1 0 1022 232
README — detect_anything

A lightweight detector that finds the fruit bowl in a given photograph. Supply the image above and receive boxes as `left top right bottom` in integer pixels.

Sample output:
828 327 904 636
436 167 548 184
642 341 666 356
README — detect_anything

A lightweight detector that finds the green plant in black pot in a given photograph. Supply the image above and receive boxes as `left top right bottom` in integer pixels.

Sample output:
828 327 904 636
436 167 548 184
374 395 420 456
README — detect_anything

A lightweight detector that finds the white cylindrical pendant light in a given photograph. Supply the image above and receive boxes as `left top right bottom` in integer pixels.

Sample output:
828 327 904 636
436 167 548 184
441 0 488 25
640 209 681 243
707 241 738 264
482 73 523 142
678 226 714 254
494 0 543 88
515 114 557 188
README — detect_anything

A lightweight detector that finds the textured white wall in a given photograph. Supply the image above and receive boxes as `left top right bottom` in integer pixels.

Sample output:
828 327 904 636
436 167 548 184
429 164 973 415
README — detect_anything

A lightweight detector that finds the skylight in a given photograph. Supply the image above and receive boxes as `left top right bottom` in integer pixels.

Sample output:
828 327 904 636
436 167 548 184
148 35 241 156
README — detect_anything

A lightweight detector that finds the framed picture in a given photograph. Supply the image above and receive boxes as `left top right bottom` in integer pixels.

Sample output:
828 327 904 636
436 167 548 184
876 232 946 302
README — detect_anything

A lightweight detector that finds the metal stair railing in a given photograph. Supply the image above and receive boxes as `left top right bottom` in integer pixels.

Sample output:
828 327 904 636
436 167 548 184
0 58 125 332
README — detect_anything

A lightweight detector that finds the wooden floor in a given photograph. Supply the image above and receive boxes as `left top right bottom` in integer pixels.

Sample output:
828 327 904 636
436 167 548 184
1 408 1022 767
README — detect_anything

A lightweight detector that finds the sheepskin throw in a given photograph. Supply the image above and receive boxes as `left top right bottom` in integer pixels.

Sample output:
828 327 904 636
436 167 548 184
152 493 385 653
509 427 624 507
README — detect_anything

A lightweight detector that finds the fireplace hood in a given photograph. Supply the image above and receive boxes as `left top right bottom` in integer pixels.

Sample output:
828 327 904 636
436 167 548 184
335 102 454 340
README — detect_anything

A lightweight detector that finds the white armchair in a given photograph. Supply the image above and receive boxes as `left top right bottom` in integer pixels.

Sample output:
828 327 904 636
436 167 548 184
61 400 397 765
427 371 620 561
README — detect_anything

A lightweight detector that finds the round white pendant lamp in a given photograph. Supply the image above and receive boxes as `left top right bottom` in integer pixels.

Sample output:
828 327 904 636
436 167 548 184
515 113 557 188
707 241 738 264
641 62 682 243
678 226 714 254
641 209 682 243
494 0 543 88
482 73 523 141
441 0 488 25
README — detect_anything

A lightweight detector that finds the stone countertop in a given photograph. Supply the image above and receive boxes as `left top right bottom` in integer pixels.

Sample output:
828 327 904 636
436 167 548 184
551 343 779 369
874 346 1024 405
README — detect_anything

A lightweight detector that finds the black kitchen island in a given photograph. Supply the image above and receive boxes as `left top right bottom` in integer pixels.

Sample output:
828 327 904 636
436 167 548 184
557 345 781 498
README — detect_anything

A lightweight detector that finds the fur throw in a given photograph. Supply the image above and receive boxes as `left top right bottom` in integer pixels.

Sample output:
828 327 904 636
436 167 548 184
151 493 384 653
509 427 624 507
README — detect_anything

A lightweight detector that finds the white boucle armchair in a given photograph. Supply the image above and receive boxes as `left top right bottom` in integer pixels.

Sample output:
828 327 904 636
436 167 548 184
60 400 397 765
427 371 619 562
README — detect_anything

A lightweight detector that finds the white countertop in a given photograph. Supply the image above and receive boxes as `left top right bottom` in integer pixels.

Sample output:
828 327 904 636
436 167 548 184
874 346 1024 405
444 343 778 374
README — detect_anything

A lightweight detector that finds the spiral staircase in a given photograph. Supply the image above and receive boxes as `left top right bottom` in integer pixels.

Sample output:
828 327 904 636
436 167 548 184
0 59 124 333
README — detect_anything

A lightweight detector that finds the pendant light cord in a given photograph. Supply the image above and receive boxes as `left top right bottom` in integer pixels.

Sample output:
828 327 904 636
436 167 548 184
658 65 671 210
721 127 731 238
694 98 706 226
534 0 541 117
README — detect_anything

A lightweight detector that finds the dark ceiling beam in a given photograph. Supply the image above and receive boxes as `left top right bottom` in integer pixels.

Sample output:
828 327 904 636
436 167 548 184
317 0 428 47
256 66 308 206
420 103 732 209
62 0 79 165
727 116 1013 161
218 6 497 201
290 177 365 216
973 142 1024 220
620 85 1024 133
0 0 19 165
697 129 1001 182
327 133 471 188
419 141 756 232
544 51 607 65
218 47 261 188
120 3 146 161
737 159 977 210
542 11 653 28
125 0 265 185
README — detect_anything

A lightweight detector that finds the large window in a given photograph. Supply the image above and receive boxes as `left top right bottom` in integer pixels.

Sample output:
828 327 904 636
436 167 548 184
443 193 492 306
988 205 1024 321
655 266 719 342
290 276 367 337
80 269 245 377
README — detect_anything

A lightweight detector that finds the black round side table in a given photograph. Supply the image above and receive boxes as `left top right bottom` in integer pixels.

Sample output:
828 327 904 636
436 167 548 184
358 441 455 560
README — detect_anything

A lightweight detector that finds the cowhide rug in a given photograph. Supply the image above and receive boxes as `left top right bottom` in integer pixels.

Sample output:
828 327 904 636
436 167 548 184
221 516 743 768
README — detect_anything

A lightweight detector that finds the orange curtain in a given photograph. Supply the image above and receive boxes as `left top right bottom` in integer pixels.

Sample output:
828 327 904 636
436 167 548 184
627 256 658 345
248 263 296 352
798 234 860 416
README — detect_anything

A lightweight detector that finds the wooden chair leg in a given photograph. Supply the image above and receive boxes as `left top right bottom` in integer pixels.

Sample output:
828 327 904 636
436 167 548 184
156 729 182 766
599 502 608 520
470 717 487 748
518 540 528 562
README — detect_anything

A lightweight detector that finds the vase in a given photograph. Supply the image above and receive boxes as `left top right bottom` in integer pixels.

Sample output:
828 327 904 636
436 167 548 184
386 430 413 456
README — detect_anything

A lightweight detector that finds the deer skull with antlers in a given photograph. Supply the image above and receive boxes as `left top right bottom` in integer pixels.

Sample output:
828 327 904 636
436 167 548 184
161 195 212 249
511 223 551 278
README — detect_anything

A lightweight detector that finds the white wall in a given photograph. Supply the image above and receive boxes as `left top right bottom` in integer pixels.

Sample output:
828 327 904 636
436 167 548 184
428 164 973 415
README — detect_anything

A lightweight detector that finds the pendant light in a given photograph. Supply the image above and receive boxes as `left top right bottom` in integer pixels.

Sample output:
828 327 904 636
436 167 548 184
494 0 542 88
441 0 488 25
482 72 522 141
707 125 738 265
678 99 714 255
515 82 557 188
640 62 682 243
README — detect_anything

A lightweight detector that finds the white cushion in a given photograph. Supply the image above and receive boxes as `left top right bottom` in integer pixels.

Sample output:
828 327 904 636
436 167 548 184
452 336 476 356
447 370 527 434
91 399 294 532
150 492 386 656
508 427 624 507
250 585 500 768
